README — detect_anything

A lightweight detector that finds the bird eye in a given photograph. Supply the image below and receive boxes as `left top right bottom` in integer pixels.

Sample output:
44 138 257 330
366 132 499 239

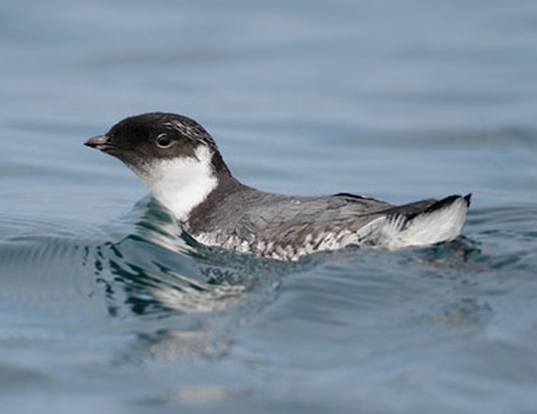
156 134 173 148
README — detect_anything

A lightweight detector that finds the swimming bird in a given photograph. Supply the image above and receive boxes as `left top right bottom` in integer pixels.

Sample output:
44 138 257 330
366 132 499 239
85 112 471 261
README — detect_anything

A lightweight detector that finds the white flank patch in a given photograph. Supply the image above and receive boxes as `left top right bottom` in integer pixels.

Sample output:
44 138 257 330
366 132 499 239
381 197 469 249
134 146 217 222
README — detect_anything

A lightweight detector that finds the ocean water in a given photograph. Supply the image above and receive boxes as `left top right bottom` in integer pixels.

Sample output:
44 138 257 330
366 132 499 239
1 1 537 413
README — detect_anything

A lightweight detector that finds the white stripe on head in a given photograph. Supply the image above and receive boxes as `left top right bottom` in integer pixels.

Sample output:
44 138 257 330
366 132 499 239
133 145 218 222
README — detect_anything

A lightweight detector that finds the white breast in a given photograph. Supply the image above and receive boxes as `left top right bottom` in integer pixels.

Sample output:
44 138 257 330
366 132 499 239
134 146 218 222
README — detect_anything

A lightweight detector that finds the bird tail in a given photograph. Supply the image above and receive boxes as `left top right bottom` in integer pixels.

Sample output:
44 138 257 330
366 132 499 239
376 194 472 249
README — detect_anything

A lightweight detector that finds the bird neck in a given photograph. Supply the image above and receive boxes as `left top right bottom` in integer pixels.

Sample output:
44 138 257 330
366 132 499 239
136 146 220 222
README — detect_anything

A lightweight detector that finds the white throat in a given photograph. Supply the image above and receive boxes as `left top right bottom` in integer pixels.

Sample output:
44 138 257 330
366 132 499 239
134 146 218 222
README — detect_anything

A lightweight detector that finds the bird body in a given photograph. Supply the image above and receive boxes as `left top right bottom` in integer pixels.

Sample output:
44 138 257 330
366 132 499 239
86 112 471 261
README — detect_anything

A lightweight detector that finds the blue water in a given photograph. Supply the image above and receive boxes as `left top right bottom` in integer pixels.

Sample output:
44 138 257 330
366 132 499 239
1 1 537 413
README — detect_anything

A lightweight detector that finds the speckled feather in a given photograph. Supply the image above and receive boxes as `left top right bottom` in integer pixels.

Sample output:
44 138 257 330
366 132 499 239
184 177 469 260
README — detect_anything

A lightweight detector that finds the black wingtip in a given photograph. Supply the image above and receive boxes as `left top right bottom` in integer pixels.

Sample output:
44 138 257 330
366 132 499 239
464 193 472 207
424 193 472 215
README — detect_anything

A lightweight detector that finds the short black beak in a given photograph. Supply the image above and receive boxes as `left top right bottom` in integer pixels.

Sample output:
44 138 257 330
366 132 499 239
84 135 112 151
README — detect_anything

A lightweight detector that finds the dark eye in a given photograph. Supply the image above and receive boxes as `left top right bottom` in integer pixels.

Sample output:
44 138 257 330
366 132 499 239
156 133 173 148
